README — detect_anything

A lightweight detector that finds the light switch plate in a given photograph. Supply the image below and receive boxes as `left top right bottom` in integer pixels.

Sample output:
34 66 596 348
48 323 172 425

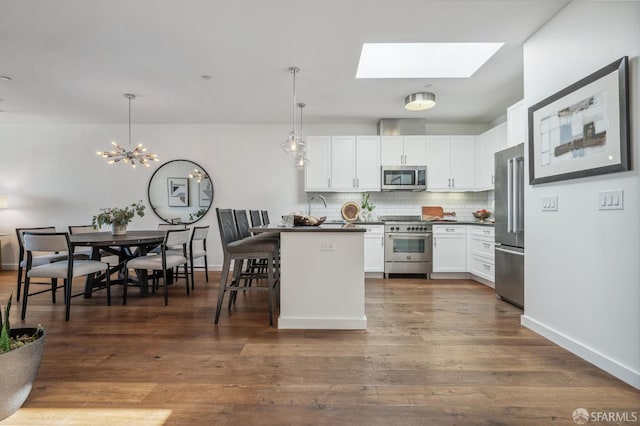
542 195 558 211
598 190 623 210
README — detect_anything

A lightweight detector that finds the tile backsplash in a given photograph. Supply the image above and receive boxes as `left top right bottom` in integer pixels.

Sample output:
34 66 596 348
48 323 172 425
306 190 494 221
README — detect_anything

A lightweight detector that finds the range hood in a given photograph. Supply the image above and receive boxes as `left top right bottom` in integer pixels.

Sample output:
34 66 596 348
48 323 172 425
377 118 426 136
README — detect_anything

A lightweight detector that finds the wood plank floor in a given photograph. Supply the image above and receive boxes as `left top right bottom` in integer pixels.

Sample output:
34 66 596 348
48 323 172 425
0 271 637 425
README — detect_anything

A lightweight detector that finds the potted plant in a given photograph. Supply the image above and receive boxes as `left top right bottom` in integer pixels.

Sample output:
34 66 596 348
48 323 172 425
360 192 376 221
92 200 146 235
0 294 46 421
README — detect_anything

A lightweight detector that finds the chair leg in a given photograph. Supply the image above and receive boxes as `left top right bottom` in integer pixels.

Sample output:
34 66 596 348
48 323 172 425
214 256 231 324
123 266 129 305
106 267 111 306
64 277 72 321
184 263 190 296
229 260 242 308
16 266 23 302
204 255 209 283
51 278 58 303
267 255 274 326
162 268 168 306
21 275 30 320
189 255 195 291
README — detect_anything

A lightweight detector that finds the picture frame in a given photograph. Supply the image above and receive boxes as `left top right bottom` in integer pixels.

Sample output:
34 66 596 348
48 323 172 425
167 177 189 207
199 177 213 207
528 56 630 185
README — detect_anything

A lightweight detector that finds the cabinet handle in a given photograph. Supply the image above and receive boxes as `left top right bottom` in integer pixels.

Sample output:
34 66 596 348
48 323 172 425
328 178 331 187
483 243 491 248
433 236 437 247
447 178 451 187
381 237 384 246
357 178 360 188
452 178 455 187
491 175 495 185
483 263 491 270
353 178 356 188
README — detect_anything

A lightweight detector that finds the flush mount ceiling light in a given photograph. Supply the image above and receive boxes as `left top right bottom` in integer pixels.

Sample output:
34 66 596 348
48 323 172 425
97 93 158 168
356 42 504 79
281 66 305 157
405 92 436 111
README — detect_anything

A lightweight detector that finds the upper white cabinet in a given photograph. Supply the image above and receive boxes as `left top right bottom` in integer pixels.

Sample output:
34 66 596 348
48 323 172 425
475 123 506 191
426 135 476 191
305 136 332 191
305 135 380 192
381 135 426 166
506 99 526 149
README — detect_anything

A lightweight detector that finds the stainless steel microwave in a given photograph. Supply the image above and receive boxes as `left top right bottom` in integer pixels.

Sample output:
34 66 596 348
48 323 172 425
381 165 427 191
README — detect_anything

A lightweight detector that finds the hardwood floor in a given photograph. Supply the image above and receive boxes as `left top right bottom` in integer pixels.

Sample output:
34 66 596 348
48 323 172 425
0 271 637 425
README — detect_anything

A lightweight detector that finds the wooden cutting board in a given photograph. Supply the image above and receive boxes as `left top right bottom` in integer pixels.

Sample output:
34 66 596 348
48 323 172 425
422 206 444 219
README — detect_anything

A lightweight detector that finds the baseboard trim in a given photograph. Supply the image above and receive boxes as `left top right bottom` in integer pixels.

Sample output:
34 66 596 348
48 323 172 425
521 315 640 390
278 316 367 330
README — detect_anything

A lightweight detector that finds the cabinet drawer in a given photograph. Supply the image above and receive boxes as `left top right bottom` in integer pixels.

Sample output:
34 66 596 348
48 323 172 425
470 226 495 238
470 255 495 281
433 225 466 235
470 238 494 258
364 225 384 235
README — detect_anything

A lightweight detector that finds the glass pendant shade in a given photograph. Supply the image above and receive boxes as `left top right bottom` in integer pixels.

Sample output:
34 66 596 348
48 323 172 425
281 66 306 157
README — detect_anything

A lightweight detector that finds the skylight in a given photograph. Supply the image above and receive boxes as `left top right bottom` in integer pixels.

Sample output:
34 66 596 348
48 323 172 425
356 43 504 79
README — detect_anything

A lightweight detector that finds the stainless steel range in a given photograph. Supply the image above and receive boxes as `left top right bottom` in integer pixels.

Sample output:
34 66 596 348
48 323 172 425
380 215 433 277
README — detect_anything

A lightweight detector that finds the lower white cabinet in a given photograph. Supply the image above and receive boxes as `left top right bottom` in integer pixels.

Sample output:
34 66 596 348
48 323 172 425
432 225 467 272
468 226 495 282
364 225 384 273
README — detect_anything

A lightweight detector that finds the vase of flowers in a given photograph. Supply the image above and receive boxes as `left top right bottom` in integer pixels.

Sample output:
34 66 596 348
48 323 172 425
92 200 146 235
0 294 46 421
360 192 376 222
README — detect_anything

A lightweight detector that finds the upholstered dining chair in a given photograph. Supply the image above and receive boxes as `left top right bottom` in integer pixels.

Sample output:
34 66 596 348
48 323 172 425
215 208 279 326
15 227 73 302
21 232 111 321
188 226 209 289
123 228 190 306
68 225 116 262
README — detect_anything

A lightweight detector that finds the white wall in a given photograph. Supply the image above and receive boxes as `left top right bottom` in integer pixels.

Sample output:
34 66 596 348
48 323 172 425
0 123 310 269
521 1 639 389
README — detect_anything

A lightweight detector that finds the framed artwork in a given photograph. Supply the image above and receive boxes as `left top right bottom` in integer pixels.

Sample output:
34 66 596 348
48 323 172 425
528 56 630 185
167 177 189 207
199 177 213 207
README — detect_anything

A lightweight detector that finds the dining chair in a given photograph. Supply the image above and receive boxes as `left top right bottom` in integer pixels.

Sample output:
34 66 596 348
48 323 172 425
215 208 279 326
261 210 270 225
123 228 190 306
15 227 73 302
21 232 111 321
249 210 262 228
188 226 209 289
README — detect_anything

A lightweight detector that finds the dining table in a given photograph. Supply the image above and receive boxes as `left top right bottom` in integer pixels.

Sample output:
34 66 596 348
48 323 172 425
69 230 165 298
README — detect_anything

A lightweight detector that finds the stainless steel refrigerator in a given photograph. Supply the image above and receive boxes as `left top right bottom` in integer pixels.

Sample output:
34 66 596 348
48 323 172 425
494 143 525 308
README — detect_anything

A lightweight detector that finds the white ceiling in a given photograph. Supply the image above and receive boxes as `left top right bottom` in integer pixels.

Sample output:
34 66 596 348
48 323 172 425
0 0 570 126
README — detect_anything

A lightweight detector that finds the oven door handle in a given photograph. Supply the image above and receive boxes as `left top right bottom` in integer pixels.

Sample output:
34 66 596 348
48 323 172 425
387 233 432 239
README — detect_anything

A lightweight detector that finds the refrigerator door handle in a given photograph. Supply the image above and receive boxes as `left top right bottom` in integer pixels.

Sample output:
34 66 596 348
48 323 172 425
507 158 514 233
512 157 519 232
495 246 525 256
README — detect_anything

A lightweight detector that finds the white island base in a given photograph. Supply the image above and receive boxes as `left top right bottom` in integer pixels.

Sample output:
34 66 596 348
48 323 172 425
278 230 367 329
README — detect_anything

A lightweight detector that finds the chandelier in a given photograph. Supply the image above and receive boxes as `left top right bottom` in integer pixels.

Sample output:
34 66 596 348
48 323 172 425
97 93 158 168
188 169 205 182
281 66 305 156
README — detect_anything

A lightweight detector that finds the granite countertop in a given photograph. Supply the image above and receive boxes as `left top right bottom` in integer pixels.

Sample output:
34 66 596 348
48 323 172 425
251 223 366 233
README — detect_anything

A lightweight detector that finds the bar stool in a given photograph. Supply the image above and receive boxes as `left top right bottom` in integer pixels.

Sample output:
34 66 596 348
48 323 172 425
215 208 279 326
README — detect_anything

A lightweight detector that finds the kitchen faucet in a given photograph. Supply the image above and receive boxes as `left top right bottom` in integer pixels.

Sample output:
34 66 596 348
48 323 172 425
307 195 327 216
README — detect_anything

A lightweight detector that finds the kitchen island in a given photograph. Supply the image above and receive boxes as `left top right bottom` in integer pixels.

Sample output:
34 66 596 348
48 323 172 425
250 223 367 330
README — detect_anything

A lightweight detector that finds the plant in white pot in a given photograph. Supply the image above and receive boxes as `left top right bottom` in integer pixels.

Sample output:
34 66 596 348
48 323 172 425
92 200 145 235
0 294 46 421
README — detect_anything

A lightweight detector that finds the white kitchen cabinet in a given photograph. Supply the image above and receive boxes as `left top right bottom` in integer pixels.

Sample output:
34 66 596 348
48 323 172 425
305 136 332 191
432 225 467 272
331 136 356 190
381 135 426 166
363 225 384 273
426 135 476 191
305 135 380 192
475 123 506 190
468 226 495 283
506 99 526 149
355 136 381 191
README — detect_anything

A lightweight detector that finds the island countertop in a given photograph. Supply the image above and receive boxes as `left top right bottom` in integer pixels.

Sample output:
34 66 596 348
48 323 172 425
250 223 366 233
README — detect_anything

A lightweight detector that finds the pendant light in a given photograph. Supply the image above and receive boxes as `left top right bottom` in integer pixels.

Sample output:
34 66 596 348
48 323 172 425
97 93 159 168
281 67 305 156
295 102 309 169
404 92 436 111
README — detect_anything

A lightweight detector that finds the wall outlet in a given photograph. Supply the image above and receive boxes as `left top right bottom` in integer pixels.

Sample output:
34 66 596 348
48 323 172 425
598 190 623 210
542 195 558 211
320 241 334 252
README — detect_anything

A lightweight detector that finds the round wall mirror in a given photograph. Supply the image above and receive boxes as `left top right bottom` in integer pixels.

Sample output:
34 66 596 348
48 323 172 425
147 159 214 224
